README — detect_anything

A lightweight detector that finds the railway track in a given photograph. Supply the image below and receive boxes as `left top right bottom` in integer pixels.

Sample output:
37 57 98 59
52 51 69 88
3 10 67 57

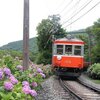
78 75 100 93
59 78 100 100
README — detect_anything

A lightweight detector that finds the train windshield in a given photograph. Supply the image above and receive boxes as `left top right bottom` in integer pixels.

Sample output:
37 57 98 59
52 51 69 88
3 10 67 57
65 45 72 55
74 46 81 56
55 45 83 56
57 45 63 55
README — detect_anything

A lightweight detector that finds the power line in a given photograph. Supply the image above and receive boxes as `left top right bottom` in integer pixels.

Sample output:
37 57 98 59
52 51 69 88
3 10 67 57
58 0 73 14
62 0 93 25
63 1 100 28
54 0 66 12
61 0 81 17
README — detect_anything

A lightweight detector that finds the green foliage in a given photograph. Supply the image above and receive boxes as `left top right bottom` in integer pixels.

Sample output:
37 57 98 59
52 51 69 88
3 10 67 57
0 50 22 60
0 55 20 74
29 52 38 63
36 15 67 64
42 64 54 78
87 63 100 79
0 37 38 53
91 45 100 63
86 18 100 63
0 56 46 100
36 51 52 65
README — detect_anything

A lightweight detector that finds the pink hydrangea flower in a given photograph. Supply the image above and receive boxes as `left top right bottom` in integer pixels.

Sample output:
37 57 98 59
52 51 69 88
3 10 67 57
31 64 37 68
37 68 43 73
3 67 11 76
9 75 18 84
0 71 3 80
4 82 14 91
22 81 30 86
22 86 31 94
29 90 37 97
0 68 3 72
31 82 37 87
39 73 46 78
16 65 23 71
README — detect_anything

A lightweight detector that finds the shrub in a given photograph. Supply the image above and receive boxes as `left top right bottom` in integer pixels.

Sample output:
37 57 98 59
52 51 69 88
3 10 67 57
0 57 46 99
87 63 100 79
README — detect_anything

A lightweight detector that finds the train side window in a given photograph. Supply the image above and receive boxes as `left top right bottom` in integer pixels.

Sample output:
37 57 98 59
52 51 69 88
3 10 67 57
65 45 72 55
74 46 81 56
57 45 63 55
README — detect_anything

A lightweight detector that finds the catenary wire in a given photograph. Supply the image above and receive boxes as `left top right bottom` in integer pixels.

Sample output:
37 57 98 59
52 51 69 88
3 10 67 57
61 0 81 17
63 1 100 28
62 0 94 25
58 0 74 14
54 0 66 13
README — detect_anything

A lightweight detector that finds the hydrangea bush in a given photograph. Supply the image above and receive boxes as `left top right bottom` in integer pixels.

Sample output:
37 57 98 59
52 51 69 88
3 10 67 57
0 55 46 99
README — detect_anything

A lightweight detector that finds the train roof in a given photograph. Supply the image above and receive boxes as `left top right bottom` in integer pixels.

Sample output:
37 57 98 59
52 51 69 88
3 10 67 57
55 37 83 42
53 37 85 44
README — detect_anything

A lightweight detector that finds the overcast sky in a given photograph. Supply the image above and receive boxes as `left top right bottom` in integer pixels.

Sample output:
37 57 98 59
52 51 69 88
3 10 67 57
0 0 100 46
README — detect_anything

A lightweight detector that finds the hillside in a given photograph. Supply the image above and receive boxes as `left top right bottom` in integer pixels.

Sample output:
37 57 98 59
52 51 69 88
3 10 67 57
0 29 86 53
0 37 38 53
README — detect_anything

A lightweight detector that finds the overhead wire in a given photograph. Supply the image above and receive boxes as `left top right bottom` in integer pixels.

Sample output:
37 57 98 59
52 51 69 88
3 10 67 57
54 0 66 13
61 0 94 25
43 0 99 49
63 1 100 28
43 0 92 48
61 0 81 31
58 0 74 14
42 0 74 38
61 0 81 17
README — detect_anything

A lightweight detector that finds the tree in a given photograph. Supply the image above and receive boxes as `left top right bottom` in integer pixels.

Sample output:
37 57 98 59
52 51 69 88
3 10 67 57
86 18 100 63
36 15 67 64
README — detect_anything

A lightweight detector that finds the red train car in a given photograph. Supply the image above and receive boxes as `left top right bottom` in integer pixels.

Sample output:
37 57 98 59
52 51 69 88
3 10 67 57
52 35 85 77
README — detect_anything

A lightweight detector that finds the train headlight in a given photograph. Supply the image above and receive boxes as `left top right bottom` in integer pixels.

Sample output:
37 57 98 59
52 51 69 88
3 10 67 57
57 55 62 60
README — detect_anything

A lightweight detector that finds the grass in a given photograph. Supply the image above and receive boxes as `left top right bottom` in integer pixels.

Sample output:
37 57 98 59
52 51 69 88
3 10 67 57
86 76 100 84
83 72 100 84
91 79 100 84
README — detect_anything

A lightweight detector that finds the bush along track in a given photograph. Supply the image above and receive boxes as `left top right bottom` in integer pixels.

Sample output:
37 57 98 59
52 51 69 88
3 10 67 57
87 63 100 79
0 55 46 100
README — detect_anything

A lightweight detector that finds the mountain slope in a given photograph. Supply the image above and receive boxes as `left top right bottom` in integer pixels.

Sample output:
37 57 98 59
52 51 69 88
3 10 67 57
0 37 38 52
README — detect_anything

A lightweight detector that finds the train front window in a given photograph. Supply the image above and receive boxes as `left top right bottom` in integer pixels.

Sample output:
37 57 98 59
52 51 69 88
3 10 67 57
65 45 72 55
57 45 63 55
74 46 81 56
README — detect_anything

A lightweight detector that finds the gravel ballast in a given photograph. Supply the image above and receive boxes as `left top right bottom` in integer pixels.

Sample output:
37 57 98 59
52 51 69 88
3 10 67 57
35 76 74 100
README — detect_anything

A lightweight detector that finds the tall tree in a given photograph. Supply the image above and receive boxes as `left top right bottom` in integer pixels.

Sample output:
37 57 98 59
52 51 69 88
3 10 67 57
36 15 66 64
86 18 100 63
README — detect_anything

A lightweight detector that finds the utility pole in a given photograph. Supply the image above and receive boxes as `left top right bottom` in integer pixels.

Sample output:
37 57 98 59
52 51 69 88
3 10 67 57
23 0 29 70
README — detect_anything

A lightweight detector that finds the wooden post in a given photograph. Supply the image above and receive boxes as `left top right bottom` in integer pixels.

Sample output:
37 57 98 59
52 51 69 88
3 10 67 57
23 0 29 70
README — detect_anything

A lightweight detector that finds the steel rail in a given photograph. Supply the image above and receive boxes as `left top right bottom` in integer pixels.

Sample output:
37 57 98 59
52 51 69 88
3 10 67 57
59 78 83 100
78 77 100 93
